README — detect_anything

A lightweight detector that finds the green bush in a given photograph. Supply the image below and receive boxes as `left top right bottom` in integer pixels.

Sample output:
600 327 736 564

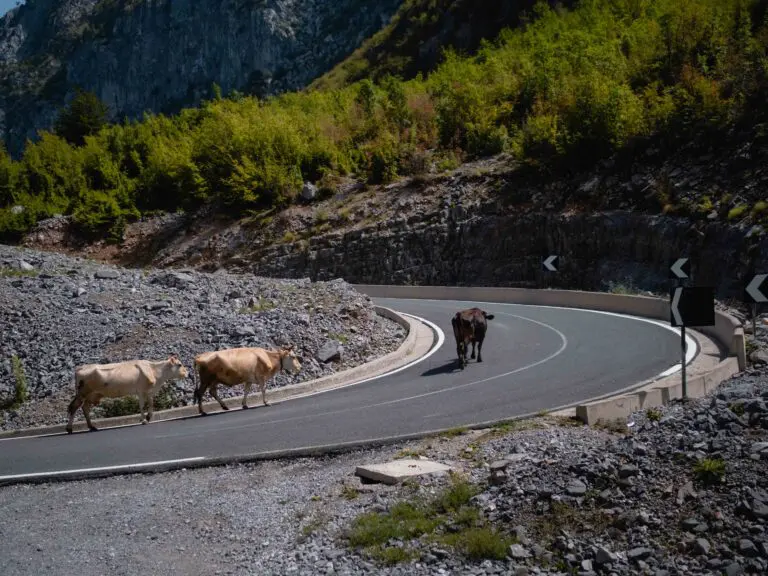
95 385 184 418
11 355 28 408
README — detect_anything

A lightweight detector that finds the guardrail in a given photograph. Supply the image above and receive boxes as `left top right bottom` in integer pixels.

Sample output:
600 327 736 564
353 284 747 423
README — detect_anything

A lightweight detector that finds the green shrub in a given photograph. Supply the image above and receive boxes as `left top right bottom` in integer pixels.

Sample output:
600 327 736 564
441 527 513 561
11 355 28 408
693 457 726 485
95 385 184 418
728 204 749 220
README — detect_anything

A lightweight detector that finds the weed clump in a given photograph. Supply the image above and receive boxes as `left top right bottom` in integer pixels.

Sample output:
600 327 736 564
346 473 514 564
693 458 726 485
4 355 29 409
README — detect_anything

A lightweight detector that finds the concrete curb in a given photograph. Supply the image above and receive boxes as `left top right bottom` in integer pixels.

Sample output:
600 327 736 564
352 284 747 425
0 306 435 440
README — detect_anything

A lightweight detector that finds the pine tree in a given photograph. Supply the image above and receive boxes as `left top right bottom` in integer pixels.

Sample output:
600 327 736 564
53 88 110 147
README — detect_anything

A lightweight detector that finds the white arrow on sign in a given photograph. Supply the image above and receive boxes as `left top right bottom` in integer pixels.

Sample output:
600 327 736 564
543 255 558 272
747 274 768 303
671 258 689 279
671 286 683 326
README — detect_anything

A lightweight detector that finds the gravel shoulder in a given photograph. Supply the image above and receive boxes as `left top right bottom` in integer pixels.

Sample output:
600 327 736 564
0 244 406 432
2 364 767 576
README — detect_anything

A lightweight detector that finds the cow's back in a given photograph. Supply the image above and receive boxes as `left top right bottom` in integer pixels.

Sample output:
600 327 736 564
203 348 270 383
76 360 148 397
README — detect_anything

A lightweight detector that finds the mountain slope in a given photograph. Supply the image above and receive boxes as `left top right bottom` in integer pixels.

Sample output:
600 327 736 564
310 0 576 90
1 0 767 255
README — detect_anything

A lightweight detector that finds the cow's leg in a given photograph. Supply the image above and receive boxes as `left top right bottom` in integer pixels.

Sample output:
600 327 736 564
209 383 229 411
65 394 84 434
196 377 210 416
144 391 155 423
82 399 98 432
470 339 477 360
242 381 252 409
476 334 485 363
137 392 147 424
259 377 270 407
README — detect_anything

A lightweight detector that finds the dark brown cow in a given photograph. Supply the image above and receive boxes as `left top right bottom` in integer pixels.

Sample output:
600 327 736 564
451 308 495 369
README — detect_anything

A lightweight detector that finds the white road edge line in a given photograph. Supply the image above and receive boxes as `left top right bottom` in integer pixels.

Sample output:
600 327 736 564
0 313 446 443
0 457 207 481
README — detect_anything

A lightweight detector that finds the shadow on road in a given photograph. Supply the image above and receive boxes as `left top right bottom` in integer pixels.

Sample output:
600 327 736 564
421 360 462 377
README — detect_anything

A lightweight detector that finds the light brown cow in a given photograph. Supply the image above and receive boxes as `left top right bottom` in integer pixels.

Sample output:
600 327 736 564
192 344 302 415
65 355 189 434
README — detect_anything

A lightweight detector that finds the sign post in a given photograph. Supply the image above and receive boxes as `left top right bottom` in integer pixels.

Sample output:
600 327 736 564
745 273 768 337
669 285 715 399
669 257 691 397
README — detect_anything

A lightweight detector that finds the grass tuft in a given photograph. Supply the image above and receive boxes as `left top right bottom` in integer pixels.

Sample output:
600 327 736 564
693 458 726 485
347 473 513 564
2 355 30 410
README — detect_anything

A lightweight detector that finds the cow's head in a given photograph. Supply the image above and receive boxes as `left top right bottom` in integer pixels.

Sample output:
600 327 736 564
279 344 302 374
167 354 190 379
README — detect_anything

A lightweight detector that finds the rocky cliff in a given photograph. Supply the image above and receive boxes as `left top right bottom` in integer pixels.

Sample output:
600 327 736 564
180 205 763 301
0 0 401 157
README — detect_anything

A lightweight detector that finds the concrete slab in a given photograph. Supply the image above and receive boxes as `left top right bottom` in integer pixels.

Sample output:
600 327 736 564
354 459 452 485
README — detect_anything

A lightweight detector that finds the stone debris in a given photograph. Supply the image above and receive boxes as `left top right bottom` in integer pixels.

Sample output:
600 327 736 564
0 245 406 431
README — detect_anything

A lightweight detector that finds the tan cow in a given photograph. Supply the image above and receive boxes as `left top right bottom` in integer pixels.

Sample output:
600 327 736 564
192 344 302 415
65 355 189 434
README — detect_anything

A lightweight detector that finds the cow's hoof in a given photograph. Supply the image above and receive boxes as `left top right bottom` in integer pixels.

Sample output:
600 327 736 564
242 405 250 410
477 358 483 363
65 428 73 435
141 419 148 425
199 411 208 417
88 426 99 432
263 401 271 407
222 405 230 411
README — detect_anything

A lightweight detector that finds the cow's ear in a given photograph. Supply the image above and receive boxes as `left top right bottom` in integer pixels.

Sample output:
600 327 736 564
485 314 495 320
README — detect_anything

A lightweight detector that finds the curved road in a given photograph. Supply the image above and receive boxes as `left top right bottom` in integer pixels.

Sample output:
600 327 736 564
0 298 687 482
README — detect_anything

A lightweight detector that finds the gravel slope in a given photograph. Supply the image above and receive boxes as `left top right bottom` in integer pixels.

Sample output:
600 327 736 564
0 244 406 432
2 364 767 576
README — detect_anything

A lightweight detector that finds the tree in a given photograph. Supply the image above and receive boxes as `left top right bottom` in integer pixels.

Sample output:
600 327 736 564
53 88 110 147
0 144 15 206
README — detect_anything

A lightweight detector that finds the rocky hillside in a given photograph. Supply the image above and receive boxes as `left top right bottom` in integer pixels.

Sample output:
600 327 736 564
0 0 401 157
21 104 768 306
0 244 406 432
311 0 577 90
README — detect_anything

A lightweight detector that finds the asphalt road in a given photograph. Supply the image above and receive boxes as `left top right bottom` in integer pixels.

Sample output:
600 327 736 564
0 298 684 481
